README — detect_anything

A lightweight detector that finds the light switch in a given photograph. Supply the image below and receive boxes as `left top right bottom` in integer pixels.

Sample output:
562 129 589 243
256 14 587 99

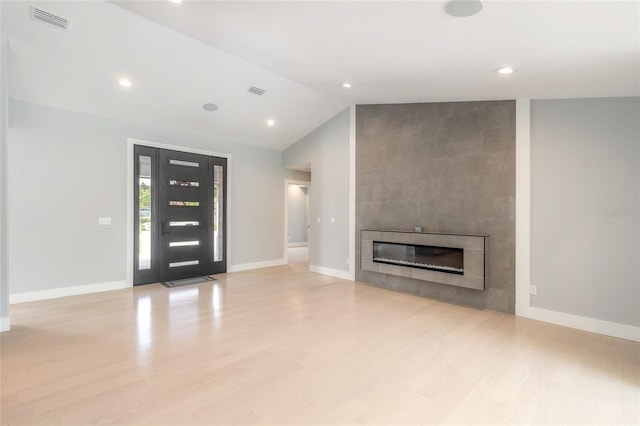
331 217 335 224
316 217 320 223
98 217 112 226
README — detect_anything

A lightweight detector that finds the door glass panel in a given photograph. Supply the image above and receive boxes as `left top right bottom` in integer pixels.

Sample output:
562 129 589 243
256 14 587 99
170 221 200 227
169 201 200 207
213 165 224 262
138 155 152 271
169 260 200 268
169 240 200 247
169 179 200 187
169 159 199 168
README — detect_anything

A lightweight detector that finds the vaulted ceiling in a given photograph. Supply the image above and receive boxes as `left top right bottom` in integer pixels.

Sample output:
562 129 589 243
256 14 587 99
4 1 639 150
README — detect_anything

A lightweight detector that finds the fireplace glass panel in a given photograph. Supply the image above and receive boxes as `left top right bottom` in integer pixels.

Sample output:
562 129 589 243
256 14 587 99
373 241 464 274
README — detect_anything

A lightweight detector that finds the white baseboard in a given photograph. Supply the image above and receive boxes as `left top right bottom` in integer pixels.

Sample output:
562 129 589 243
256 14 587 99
310 265 353 281
0 316 9 332
10 280 131 304
518 304 640 343
228 258 286 273
287 242 308 248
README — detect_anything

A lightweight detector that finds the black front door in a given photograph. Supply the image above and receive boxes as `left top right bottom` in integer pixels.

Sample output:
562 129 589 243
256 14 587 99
134 146 227 285
158 149 212 281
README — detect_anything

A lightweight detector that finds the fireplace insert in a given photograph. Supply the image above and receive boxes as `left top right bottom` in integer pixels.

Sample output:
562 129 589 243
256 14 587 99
373 241 464 274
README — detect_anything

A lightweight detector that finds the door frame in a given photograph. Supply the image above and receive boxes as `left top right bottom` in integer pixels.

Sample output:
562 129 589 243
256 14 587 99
283 179 311 265
127 138 232 286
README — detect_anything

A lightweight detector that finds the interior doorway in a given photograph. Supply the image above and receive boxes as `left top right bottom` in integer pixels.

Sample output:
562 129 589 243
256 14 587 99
134 145 227 285
284 180 311 268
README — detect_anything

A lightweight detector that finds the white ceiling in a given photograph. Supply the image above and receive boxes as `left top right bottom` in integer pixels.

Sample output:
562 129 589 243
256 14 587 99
4 1 639 151
115 0 640 104
2 1 345 150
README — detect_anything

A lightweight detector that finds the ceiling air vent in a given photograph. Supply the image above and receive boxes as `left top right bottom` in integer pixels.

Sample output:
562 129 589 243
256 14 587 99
31 5 69 31
248 86 266 96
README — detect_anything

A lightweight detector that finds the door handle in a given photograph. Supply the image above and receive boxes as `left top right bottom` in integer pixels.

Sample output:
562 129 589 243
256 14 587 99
162 221 171 235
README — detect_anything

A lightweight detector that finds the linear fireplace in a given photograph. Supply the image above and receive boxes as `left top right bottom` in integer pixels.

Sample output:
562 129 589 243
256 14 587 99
361 230 488 290
373 241 463 274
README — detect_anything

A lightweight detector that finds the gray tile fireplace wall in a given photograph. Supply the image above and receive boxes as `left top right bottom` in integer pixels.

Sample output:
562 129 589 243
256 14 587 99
356 101 516 314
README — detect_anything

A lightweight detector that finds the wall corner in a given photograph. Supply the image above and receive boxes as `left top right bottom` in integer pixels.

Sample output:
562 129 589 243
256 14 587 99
515 98 531 317
348 104 356 280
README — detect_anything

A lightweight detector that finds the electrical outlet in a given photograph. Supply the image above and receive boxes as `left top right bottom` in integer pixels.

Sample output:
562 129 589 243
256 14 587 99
98 217 112 226
529 285 537 296
331 217 335 224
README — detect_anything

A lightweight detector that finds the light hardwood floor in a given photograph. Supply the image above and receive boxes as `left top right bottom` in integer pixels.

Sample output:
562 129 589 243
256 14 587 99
1 262 639 425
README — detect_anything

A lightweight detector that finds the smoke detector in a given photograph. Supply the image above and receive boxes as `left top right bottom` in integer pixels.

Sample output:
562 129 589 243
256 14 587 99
445 0 484 17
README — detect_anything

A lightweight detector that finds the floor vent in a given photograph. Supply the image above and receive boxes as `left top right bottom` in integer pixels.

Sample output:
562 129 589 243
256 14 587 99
31 5 69 31
248 86 266 96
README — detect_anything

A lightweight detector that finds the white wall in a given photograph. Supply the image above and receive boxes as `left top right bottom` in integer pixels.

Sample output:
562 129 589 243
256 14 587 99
0 32 9 330
530 97 640 327
287 184 308 245
283 108 350 277
7 100 307 297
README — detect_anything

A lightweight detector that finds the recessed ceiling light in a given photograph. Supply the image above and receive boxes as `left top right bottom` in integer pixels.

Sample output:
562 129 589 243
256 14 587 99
342 83 352 88
496 66 515 75
167 0 182 4
445 0 484 17
266 119 275 127
202 103 218 112
117 77 132 88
